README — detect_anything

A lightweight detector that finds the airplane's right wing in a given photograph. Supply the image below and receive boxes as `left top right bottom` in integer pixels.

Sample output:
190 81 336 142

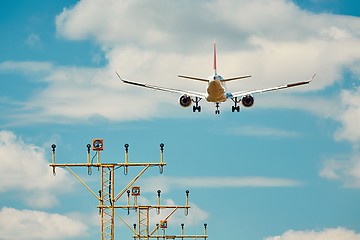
116 72 206 99
231 74 315 98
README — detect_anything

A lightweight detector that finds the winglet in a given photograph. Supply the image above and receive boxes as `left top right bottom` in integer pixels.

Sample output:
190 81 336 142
286 74 316 88
115 71 125 82
311 73 316 81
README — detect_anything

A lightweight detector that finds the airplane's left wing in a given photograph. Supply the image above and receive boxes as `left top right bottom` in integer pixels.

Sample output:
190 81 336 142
231 74 315 98
116 72 206 99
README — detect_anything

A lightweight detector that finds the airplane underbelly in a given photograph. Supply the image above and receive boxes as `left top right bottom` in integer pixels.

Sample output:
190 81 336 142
206 80 226 102
206 95 226 102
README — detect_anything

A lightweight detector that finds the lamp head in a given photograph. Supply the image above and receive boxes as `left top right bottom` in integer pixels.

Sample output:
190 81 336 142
131 186 141 196
92 139 104 151
160 220 168 228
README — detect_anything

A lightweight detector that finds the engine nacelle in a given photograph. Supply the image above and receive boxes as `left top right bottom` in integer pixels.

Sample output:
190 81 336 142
179 94 192 108
241 95 254 108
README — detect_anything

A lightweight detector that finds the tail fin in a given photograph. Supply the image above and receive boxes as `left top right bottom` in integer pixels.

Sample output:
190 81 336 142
213 40 217 75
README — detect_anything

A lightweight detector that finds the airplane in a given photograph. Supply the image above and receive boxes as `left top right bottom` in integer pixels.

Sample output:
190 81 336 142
116 42 314 114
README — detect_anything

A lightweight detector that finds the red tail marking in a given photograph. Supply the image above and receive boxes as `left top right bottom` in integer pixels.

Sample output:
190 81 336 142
213 41 217 75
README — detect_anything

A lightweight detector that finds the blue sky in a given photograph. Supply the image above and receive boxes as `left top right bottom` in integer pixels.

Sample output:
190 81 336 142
1 0 360 239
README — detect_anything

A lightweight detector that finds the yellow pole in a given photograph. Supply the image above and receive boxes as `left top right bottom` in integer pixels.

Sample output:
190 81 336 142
204 223 207 239
111 166 115 240
124 143 129 175
97 151 101 164
159 143 164 174
160 143 164 163
185 190 189 216
157 190 161 215
87 144 91 175
51 144 56 175
181 223 184 240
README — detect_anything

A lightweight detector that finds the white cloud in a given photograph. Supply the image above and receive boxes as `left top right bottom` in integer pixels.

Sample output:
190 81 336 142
0 207 88 240
0 61 53 75
265 227 360 240
26 33 41 47
320 155 360 188
55 0 205 48
319 159 342 180
335 87 360 144
255 93 339 119
0 130 72 208
139 176 301 193
225 125 302 138
322 87 360 188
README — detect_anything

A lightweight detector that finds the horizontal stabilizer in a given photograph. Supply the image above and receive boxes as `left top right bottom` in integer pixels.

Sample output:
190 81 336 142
222 75 252 82
178 75 209 82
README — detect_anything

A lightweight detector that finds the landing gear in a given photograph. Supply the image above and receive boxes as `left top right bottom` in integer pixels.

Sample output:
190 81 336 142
215 103 220 114
232 105 240 112
193 105 201 112
192 97 202 112
231 97 240 112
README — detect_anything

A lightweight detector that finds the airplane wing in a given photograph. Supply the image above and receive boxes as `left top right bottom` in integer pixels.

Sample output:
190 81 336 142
231 74 315 98
116 72 206 99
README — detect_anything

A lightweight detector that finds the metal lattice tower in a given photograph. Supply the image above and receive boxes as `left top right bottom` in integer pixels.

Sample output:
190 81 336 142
101 166 115 239
138 207 150 238
50 140 208 240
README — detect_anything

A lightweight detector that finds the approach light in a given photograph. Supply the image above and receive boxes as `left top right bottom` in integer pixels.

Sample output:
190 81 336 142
131 186 141 196
92 139 104 151
160 220 168 228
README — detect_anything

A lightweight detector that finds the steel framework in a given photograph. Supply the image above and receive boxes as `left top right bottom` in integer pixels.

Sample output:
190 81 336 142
50 141 208 240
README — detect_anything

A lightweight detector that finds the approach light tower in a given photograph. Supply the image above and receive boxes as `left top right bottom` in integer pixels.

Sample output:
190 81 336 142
50 139 208 240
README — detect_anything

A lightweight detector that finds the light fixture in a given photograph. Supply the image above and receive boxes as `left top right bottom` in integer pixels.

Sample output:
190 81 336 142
92 139 104 151
160 220 168 228
131 186 140 196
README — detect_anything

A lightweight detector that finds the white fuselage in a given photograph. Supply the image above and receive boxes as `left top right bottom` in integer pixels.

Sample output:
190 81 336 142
206 75 227 102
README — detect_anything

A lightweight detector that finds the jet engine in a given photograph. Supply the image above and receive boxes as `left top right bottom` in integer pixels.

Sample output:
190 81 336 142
179 94 192 108
241 95 254 108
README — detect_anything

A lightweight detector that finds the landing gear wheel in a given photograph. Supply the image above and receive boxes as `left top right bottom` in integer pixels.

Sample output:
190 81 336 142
192 97 202 113
193 105 201 112
232 106 240 112
231 97 241 112
215 103 220 114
